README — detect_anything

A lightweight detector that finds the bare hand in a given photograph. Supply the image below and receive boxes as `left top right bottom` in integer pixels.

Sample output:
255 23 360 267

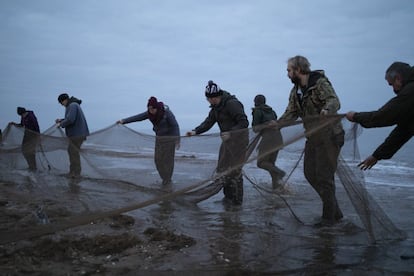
346 111 356 122
358 155 378 170
186 131 196 137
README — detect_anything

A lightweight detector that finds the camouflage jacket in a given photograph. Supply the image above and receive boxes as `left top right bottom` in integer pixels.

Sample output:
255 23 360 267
279 70 343 136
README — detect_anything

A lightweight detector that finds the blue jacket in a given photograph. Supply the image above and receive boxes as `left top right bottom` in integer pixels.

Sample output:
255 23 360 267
60 97 90 138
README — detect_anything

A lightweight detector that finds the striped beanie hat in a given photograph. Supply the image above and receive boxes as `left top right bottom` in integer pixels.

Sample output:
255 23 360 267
205 80 222 98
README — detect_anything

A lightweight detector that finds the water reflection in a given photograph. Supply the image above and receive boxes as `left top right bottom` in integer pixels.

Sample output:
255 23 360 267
304 231 337 274
210 205 245 271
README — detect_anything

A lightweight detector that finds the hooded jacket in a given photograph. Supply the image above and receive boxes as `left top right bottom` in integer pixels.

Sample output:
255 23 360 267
280 70 343 137
60 97 90 138
194 91 249 134
353 66 414 160
251 103 277 133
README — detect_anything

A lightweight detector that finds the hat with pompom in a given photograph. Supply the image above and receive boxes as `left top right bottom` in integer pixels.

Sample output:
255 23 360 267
205 80 222 98
147 96 160 108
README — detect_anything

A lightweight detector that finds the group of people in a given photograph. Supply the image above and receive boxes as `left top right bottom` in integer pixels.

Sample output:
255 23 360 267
8 55 413 227
9 93 90 178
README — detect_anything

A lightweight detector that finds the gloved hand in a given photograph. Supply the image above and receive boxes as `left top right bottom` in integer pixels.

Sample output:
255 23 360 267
186 131 196 136
220 131 231 142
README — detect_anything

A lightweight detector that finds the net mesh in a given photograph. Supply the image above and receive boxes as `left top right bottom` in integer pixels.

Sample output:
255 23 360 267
0 116 406 244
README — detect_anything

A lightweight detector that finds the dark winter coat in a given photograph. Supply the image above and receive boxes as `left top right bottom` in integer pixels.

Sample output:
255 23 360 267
20 111 40 133
122 105 180 137
194 91 249 134
353 67 414 160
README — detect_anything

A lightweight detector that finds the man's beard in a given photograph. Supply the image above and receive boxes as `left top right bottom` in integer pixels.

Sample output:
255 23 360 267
290 74 301 85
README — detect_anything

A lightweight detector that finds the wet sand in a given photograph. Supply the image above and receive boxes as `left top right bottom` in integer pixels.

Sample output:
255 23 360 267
0 170 413 275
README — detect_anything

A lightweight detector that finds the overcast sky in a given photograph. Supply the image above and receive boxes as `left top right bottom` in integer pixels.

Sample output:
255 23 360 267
1 0 413 157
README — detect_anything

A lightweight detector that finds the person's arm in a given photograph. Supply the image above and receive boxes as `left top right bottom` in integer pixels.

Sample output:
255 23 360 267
119 111 148 125
372 126 412 161
164 110 181 147
359 125 411 170
352 96 403 128
193 110 217 135
317 78 341 114
60 104 78 128
166 110 180 137
279 89 299 121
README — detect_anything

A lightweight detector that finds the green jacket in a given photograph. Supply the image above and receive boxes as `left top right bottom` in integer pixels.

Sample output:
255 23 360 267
251 104 277 133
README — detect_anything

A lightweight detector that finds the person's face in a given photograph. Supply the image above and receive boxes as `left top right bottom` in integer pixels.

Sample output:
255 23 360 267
148 106 157 115
287 64 300 84
207 96 221 106
60 99 68 107
387 75 403 94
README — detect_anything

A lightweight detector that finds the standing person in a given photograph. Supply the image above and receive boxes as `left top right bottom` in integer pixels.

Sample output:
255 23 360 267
346 62 414 170
117 96 180 185
187 80 249 205
9 107 40 171
279 56 345 226
251 94 286 189
55 93 90 178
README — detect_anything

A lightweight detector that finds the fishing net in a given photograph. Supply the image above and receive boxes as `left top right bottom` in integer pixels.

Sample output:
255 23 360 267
0 116 406 244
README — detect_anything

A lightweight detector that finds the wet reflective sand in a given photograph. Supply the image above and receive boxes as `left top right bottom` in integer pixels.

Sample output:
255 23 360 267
0 169 413 274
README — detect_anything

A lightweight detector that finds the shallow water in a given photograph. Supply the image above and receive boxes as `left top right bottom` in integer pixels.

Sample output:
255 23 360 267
1 154 414 274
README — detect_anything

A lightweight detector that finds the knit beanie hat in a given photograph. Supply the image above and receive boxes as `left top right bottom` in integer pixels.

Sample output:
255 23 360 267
58 93 69 103
147 96 159 108
205 80 223 98
254 94 266 106
17 107 26 115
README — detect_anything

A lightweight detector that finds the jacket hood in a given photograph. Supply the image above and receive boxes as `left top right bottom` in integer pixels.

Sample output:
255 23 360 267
69 96 82 105
252 104 273 112
308 70 325 88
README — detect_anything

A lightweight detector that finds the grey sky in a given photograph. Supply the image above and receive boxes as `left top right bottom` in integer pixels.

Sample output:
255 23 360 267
1 0 413 157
